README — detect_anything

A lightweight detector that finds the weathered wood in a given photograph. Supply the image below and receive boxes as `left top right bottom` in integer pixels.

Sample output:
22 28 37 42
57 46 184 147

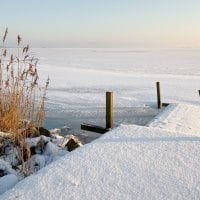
106 91 114 129
81 91 114 134
156 82 162 109
81 123 108 134
162 103 169 107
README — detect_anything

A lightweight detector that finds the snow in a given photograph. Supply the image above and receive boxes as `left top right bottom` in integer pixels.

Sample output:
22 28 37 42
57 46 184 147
24 155 46 173
26 136 50 148
31 48 200 131
148 103 200 136
0 48 200 199
0 160 16 176
0 122 199 200
0 175 18 195
0 132 82 195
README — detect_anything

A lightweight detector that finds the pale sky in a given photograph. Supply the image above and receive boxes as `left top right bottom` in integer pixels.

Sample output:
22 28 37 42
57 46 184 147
0 0 200 47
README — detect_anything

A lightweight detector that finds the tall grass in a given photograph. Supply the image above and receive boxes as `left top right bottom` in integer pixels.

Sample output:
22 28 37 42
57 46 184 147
0 29 49 175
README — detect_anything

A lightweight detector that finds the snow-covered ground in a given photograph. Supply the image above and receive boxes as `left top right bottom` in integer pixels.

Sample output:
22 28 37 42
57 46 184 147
36 48 200 107
0 48 199 198
1 103 200 199
148 103 200 136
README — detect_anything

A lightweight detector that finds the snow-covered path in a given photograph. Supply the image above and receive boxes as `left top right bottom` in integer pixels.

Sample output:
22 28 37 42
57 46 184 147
1 104 200 200
148 103 200 136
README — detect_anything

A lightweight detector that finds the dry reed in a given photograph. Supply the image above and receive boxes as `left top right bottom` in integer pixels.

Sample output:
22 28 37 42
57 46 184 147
0 29 49 175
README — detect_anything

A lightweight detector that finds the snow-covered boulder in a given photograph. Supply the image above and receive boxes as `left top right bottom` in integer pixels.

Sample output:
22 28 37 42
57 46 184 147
0 159 16 176
24 154 46 174
59 135 82 152
0 174 18 194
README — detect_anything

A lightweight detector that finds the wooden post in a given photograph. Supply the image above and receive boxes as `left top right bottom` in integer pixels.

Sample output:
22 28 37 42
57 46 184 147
156 82 162 109
106 92 113 129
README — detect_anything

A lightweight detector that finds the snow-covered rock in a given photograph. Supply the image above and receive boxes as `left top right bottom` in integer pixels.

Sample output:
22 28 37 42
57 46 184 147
26 136 50 148
44 142 60 156
24 155 46 173
0 128 83 194
59 135 82 152
3 147 20 167
0 174 18 195
0 160 16 176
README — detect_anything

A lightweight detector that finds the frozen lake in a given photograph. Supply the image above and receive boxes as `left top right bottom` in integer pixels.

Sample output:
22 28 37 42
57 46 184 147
30 48 200 141
45 105 161 143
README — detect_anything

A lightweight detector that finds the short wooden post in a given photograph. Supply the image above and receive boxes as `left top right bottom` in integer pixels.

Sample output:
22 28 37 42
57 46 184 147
156 82 162 109
106 91 113 129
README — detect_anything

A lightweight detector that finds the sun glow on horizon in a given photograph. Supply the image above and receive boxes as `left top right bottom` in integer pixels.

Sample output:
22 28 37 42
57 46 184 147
0 0 200 48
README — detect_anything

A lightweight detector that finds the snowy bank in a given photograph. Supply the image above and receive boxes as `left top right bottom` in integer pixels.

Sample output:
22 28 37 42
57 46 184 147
0 133 82 195
148 103 200 136
0 104 200 200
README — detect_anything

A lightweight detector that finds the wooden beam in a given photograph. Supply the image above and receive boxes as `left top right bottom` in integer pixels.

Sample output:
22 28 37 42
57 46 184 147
81 123 108 134
106 91 114 129
162 103 169 107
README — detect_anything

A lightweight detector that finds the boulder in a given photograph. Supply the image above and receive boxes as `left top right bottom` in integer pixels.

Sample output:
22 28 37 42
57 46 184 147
0 159 16 177
66 138 82 152
35 136 47 154
25 126 51 138
38 127 51 137
59 135 82 152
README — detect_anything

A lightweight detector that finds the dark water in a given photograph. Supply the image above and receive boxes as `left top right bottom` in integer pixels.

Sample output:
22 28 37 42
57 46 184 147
45 105 161 144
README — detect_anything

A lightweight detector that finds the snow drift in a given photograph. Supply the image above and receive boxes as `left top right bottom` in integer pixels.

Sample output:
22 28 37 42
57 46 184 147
0 103 200 200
